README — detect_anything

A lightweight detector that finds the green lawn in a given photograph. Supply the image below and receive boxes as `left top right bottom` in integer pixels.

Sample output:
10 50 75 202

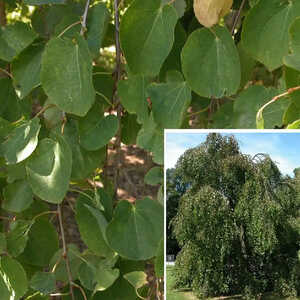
166 265 197 300
166 265 300 300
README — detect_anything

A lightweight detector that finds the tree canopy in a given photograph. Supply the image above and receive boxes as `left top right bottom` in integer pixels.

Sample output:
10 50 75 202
171 133 300 298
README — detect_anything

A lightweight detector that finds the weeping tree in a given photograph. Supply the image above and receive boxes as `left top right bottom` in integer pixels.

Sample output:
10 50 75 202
171 133 300 299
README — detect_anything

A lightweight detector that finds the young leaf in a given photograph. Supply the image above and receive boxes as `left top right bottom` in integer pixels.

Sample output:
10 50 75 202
120 0 178 76
123 271 147 289
41 34 95 116
106 198 163 260
181 26 241 98
1 117 41 165
26 134 72 204
136 113 163 165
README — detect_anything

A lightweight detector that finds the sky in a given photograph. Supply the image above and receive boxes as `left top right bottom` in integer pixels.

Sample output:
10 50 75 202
165 131 300 177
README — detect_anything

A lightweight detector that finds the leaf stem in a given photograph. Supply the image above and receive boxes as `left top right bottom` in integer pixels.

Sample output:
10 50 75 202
57 204 75 300
32 210 58 222
95 91 113 106
34 104 56 118
80 0 91 35
0 67 13 79
256 86 300 129
58 21 81 38
72 282 88 300
69 188 94 201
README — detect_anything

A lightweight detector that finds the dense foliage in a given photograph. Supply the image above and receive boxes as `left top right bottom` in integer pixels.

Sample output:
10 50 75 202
171 133 300 299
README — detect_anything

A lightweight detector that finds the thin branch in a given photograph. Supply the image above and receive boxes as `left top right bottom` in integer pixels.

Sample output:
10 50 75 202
231 0 246 35
69 188 94 202
188 106 210 118
34 104 56 118
57 204 75 300
58 21 81 38
51 253 63 273
256 86 300 129
0 67 13 79
80 0 91 35
113 0 123 200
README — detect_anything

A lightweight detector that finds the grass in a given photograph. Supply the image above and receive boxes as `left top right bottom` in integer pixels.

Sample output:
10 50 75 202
166 265 300 300
166 265 197 300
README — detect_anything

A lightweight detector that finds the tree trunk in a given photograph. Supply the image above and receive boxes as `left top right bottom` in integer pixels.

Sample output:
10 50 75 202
0 1 6 26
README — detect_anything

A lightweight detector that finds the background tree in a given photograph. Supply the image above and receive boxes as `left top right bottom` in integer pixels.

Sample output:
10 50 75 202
172 133 300 299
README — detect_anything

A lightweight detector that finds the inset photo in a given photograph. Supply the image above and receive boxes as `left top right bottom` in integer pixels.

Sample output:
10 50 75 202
165 130 300 300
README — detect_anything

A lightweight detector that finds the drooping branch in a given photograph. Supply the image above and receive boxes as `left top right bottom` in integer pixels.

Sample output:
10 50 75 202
57 204 75 300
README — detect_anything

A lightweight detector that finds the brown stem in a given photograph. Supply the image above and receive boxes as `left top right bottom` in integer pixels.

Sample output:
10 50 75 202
113 0 123 201
231 0 246 35
80 0 90 35
57 204 75 300
0 1 6 26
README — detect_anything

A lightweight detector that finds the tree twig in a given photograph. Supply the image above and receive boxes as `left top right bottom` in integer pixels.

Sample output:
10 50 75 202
57 204 75 300
80 0 91 35
231 0 246 35
256 86 300 129
34 104 56 118
72 282 88 300
113 0 123 201
0 67 12 79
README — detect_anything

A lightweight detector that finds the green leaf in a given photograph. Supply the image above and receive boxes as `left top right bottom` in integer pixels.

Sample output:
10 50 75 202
19 219 59 267
284 17 300 71
12 44 44 99
0 256 28 300
6 220 31 257
1 117 41 165
182 26 241 98
136 113 163 165
162 0 186 18
155 239 164 277
75 199 113 257
284 67 300 108
0 233 6 254
62 119 105 181
233 85 287 129
286 119 300 129
41 34 95 116
120 0 178 76
148 81 191 128
106 197 163 260
121 113 141 145
30 272 56 295
25 0 65 5
242 0 300 71
6 161 27 183
49 244 82 283
2 180 33 213
144 167 163 186
26 134 72 204
210 101 234 129
79 115 119 151
160 22 187 81
94 267 120 292
0 78 25 122
118 75 149 124
87 3 110 58
0 22 37 62
123 271 147 289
